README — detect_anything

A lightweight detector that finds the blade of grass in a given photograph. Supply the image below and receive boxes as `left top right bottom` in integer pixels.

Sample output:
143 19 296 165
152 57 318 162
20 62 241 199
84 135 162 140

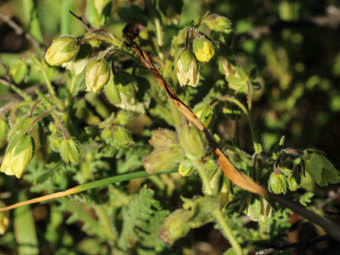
0 169 178 212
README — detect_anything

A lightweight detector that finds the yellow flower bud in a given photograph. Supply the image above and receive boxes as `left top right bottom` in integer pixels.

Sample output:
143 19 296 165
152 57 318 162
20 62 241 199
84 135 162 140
193 37 215 62
0 135 33 178
85 59 111 93
175 49 200 87
45 36 80 66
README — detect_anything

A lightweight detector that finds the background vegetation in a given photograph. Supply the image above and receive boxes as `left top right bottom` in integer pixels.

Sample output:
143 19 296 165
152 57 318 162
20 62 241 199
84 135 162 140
0 0 340 254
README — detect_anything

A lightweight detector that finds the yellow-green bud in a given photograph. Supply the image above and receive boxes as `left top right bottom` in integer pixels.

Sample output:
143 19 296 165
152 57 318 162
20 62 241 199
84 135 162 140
193 37 215 62
202 14 232 34
149 129 178 148
0 201 9 234
268 172 287 194
0 135 33 178
218 57 236 78
287 173 299 191
0 119 8 149
159 209 193 245
143 147 181 174
179 124 206 160
175 49 200 87
85 59 111 93
45 36 80 66
60 139 79 164
113 126 133 147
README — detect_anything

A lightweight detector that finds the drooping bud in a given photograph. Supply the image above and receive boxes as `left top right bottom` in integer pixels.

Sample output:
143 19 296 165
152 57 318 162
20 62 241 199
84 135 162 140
175 49 200 87
202 14 232 34
0 135 33 178
85 58 111 93
149 129 178 148
268 172 287 194
159 209 193 245
60 139 80 164
287 173 299 191
193 37 215 62
143 147 182 174
45 36 80 66
113 126 133 147
0 118 8 149
178 123 206 160
0 201 9 234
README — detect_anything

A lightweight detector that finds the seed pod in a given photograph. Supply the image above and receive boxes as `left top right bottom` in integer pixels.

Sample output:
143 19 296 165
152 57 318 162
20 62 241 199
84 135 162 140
149 129 178 148
202 14 232 34
60 139 80 164
159 209 193 245
0 135 33 178
85 58 111 93
45 36 80 66
175 49 200 87
193 37 215 62
268 172 287 194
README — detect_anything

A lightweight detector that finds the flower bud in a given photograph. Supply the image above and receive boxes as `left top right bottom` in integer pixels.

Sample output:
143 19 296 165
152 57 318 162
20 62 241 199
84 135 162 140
287 173 299 191
175 49 200 87
193 37 215 62
268 172 287 194
60 139 79 164
45 36 80 66
143 147 182 174
0 201 9 234
202 14 232 34
0 119 8 149
113 126 133 147
149 129 178 148
218 57 236 78
159 209 193 245
0 135 33 178
179 123 206 160
85 58 111 93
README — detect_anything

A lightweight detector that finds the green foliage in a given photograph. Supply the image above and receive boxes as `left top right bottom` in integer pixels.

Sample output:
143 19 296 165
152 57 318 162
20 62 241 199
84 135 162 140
0 0 339 254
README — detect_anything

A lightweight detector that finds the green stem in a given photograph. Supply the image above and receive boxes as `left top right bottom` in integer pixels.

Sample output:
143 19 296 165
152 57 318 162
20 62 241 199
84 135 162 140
213 208 243 255
194 161 213 195
218 96 261 153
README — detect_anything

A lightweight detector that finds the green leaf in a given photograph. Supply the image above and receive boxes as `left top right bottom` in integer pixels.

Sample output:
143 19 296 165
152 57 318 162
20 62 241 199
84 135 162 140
10 59 28 84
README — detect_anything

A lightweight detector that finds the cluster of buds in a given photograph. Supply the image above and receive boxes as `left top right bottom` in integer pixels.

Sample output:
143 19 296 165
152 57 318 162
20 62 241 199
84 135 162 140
174 13 231 87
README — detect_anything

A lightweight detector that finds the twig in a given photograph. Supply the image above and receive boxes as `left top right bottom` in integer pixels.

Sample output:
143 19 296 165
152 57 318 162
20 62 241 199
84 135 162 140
69 10 91 31
255 234 330 255
0 13 42 49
